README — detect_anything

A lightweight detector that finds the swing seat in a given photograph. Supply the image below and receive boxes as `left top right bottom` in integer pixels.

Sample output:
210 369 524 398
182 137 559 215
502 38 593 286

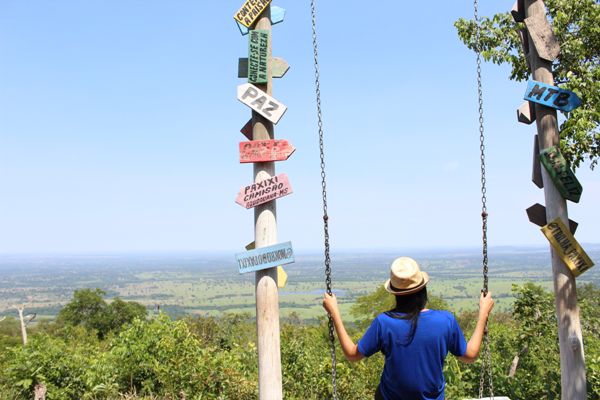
464 397 511 400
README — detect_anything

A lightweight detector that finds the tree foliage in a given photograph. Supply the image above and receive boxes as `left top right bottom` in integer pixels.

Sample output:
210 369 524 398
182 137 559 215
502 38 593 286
455 0 600 169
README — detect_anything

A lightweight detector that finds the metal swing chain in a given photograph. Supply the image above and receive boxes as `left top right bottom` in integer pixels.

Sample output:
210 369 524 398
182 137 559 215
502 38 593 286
310 0 338 398
474 0 494 398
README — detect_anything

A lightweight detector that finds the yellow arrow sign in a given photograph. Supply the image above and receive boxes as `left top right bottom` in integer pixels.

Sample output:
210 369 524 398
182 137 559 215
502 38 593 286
245 241 287 288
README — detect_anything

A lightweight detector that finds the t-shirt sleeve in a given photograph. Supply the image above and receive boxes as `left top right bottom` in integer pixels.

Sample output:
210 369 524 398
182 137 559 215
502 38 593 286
357 317 382 357
448 314 468 357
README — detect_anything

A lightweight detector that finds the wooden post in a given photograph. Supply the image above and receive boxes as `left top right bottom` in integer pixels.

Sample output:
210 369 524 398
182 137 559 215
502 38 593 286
16 305 28 345
524 1 586 397
252 7 283 400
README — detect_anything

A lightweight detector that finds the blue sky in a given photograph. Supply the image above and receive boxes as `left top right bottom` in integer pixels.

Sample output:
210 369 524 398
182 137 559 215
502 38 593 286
0 1 598 254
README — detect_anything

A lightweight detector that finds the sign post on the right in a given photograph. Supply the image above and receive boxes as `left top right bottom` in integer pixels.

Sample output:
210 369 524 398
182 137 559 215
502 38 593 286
541 218 594 277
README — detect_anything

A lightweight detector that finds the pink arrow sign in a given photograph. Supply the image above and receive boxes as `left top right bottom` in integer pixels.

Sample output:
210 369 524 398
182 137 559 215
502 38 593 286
235 173 293 209
239 140 296 163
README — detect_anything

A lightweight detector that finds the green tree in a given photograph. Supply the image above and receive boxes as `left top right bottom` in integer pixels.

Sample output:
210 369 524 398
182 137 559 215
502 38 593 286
455 0 600 169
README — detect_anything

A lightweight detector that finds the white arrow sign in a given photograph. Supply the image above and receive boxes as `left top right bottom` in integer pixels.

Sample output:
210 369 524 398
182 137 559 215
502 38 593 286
237 83 287 124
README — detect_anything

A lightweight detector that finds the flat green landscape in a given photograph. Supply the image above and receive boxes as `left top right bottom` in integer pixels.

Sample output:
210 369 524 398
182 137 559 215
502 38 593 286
1 246 598 323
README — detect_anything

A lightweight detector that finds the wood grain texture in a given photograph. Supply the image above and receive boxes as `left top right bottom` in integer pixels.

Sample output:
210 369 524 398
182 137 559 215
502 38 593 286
524 9 560 61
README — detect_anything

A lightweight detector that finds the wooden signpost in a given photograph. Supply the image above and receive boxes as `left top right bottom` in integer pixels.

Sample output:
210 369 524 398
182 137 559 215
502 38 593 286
234 0 272 28
526 203 578 233
248 30 269 84
541 218 594 277
237 6 285 35
239 139 295 163
524 81 582 112
237 83 287 124
245 241 288 288
524 10 560 61
235 173 293 209
239 57 290 79
539 146 582 203
236 241 295 274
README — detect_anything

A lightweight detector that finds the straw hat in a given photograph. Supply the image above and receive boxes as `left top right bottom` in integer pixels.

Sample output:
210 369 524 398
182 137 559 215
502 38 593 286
384 257 430 295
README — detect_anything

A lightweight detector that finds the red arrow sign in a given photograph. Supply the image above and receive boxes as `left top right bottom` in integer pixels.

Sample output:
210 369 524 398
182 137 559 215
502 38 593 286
239 140 295 163
235 173 293 209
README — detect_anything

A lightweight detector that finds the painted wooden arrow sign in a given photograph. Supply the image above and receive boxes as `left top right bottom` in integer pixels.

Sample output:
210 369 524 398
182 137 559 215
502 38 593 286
247 30 269 84
531 135 543 188
524 11 560 61
539 146 582 203
245 241 288 287
238 57 290 79
524 81 582 112
517 101 536 125
240 119 253 140
541 218 594 277
526 203 577 234
236 241 295 274
233 0 272 28
236 6 285 35
235 173 292 209
237 83 287 124
239 139 296 163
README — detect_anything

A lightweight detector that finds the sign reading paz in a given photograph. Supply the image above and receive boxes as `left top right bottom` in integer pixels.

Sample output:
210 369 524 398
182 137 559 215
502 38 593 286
237 83 287 124
539 146 582 203
236 241 295 274
524 81 582 112
239 139 295 163
235 173 293 209
248 30 269 84
541 218 594 277
233 0 272 28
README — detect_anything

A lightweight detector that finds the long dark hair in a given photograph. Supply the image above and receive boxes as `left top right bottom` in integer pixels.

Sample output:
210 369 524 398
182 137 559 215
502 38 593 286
385 287 428 345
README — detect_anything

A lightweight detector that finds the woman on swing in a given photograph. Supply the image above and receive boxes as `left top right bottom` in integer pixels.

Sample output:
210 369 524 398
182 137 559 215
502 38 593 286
322 257 494 400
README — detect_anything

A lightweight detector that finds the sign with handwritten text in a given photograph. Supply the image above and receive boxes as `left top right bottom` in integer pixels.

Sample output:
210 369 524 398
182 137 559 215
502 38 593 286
234 0 271 28
235 173 292 209
524 81 582 112
541 218 594 277
236 241 294 274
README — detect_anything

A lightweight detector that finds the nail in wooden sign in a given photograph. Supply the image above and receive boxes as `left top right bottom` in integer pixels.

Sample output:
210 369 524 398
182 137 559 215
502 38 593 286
517 101 536 125
524 12 560 61
236 241 294 274
234 0 272 28
531 135 543 188
236 6 285 35
239 139 295 163
237 83 287 124
245 241 288 287
238 57 290 79
235 173 292 209
541 218 594 277
524 81 582 112
248 30 269 84
539 146 582 203
526 203 577 234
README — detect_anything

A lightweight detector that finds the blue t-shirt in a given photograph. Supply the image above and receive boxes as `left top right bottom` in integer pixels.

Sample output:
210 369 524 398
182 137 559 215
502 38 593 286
357 310 467 400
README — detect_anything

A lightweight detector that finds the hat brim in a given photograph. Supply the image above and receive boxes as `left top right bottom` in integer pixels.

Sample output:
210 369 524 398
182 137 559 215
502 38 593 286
384 272 429 296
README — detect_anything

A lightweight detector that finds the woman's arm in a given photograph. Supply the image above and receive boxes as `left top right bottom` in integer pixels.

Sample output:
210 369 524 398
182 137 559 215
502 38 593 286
323 293 365 362
459 291 494 363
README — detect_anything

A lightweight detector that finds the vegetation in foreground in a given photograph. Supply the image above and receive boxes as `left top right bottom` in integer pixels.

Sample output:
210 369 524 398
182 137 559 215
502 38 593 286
0 283 599 399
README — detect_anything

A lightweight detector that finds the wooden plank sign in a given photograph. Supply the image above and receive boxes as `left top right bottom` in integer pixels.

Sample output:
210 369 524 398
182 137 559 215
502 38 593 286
236 6 285 35
239 139 295 163
240 119 253 140
233 0 272 28
235 173 293 209
526 203 578 234
539 146 582 203
238 57 290 79
531 135 543 188
236 241 294 274
248 30 269 84
524 81 582 112
524 11 560 61
237 83 287 124
517 101 536 125
541 218 594 277
245 241 288 287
